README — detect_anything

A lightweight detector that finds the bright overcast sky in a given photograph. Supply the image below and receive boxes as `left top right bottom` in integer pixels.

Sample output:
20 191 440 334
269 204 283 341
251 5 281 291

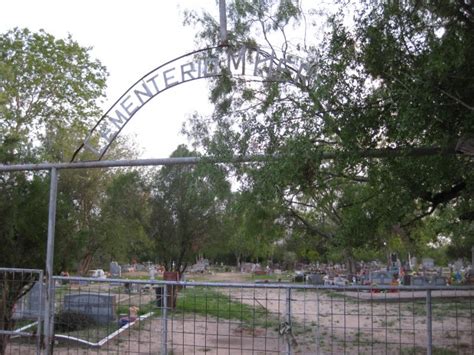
0 0 217 159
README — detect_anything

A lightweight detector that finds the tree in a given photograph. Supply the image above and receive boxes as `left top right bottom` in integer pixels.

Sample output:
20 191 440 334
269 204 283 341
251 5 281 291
0 28 108 352
223 191 285 267
97 170 152 263
149 145 231 278
184 1 474 264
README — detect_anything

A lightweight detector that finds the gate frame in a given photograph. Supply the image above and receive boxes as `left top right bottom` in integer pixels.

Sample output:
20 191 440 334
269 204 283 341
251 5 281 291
0 155 267 354
0 267 43 355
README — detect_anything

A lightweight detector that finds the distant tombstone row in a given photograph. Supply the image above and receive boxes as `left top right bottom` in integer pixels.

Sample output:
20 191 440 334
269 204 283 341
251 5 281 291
410 275 448 286
117 263 148 273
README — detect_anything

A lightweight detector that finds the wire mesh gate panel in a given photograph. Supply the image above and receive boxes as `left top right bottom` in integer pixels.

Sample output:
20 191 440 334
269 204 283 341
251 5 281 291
2 275 473 354
0 268 43 355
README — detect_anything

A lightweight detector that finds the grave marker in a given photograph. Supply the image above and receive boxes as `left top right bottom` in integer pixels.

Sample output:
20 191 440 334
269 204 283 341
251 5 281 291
110 261 121 277
14 282 45 320
63 293 116 324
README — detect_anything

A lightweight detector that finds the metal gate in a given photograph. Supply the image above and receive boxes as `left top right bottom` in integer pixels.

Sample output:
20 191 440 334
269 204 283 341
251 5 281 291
0 268 43 355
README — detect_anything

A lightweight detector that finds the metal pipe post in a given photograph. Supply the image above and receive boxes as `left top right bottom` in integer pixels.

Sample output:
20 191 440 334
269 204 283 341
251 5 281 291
286 287 292 355
426 289 432 355
471 246 474 270
219 0 228 44
43 167 58 355
161 284 168 354
36 270 44 355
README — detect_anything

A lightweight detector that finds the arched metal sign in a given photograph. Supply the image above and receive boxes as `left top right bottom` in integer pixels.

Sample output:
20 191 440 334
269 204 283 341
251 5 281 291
72 44 313 161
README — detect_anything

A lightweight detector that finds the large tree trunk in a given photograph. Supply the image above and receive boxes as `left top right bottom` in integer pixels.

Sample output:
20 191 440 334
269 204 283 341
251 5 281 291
236 254 242 272
344 250 356 275
0 300 15 355
347 257 356 275
78 252 93 276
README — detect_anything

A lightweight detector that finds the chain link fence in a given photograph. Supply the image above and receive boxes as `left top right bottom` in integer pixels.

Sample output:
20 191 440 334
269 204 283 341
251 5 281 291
1 271 473 354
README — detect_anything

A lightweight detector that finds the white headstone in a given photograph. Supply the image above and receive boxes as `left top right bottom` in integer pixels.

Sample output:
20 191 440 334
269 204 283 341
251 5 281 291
453 259 463 272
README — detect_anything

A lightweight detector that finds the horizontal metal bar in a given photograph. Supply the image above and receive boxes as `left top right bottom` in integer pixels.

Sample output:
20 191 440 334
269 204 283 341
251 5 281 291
0 146 463 173
0 267 43 273
0 330 35 337
0 155 269 172
53 276 474 291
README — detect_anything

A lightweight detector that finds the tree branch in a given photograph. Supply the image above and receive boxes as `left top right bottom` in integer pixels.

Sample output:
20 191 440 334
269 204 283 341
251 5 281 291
288 208 333 239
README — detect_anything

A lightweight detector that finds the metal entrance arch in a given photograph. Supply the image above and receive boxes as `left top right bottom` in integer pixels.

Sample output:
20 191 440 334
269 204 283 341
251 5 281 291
71 44 313 162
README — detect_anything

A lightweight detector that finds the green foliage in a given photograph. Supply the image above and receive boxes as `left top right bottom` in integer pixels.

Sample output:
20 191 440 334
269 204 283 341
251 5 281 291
185 1 474 264
222 191 286 265
0 173 49 268
0 28 107 162
98 171 152 263
0 27 111 270
149 145 231 274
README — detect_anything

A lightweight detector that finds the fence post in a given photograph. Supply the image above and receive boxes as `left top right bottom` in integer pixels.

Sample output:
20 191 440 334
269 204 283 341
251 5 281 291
426 289 432 355
43 167 58 355
286 287 292 355
315 287 320 354
36 270 44 355
161 283 168 355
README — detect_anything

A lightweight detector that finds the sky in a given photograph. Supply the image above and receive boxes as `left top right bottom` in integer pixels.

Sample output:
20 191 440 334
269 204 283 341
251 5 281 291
0 0 217 159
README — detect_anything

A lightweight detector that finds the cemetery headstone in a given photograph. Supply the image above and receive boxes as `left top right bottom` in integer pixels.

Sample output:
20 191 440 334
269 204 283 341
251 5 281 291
422 258 435 270
306 273 324 285
110 261 121 277
241 262 253 273
14 282 45 320
135 264 146 272
453 259 463 272
411 276 428 286
370 271 393 285
191 259 208 273
63 293 116 324
334 276 348 287
432 276 447 286
293 271 305 282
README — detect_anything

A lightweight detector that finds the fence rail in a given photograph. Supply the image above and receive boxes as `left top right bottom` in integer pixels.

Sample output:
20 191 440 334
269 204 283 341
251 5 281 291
1 272 473 354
